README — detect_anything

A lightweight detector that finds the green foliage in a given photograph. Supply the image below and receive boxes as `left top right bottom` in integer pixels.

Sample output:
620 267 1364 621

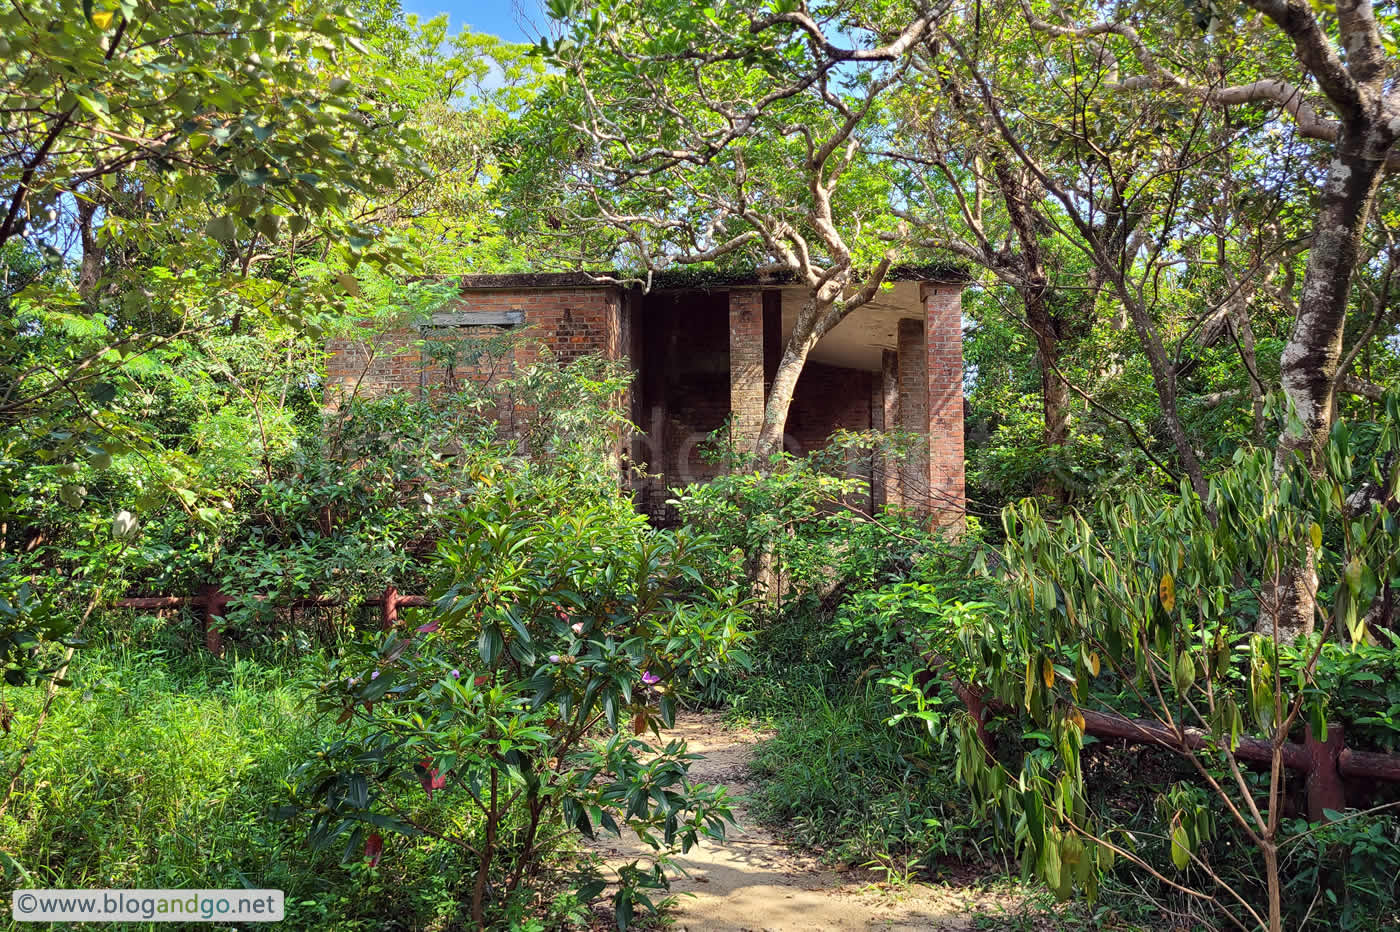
670 429 934 603
749 681 989 870
951 393 1400 929
284 471 750 927
0 617 603 930
1281 812 1400 930
1306 631 1400 751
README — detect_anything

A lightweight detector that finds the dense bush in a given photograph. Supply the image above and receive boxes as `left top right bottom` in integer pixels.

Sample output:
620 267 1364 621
1 343 756 930
948 396 1400 931
0 623 486 931
283 462 751 928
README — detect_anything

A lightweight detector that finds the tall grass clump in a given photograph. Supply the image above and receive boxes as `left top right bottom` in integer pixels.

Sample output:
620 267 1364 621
0 614 477 930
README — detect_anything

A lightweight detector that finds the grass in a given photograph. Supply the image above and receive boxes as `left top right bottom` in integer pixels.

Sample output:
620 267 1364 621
745 681 990 871
0 618 478 930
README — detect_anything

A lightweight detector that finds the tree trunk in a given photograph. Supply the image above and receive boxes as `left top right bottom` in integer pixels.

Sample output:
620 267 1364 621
1278 143 1384 470
76 192 104 302
988 157 1071 496
1270 133 1386 638
754 297 829 461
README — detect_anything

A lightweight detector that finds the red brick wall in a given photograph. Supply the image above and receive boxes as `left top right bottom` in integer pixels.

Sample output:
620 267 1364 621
878 348 899 507
785 362 873 454
924 283 966 528
632 291 731 519
896 317 930 508
325 287 623 412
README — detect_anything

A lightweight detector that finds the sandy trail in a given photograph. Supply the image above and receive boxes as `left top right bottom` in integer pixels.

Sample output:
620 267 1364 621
589 711 1024 931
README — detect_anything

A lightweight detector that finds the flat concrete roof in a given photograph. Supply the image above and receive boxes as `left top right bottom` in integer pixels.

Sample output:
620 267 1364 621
457 265 968 291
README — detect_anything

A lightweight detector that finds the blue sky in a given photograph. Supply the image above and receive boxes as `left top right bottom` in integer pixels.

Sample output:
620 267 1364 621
401 0 544 43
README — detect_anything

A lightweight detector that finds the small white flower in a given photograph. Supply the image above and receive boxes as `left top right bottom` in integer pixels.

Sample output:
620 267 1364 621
111 509 139 541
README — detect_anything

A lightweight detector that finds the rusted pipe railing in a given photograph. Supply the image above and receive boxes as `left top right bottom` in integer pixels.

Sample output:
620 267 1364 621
956 679 1400 824
1079 708 1312 771
115 586 431 655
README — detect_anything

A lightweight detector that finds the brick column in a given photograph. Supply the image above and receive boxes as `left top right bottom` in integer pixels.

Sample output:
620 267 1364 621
729 290 765 454
896 319 929 509
878 349 900 508
924 284 966 530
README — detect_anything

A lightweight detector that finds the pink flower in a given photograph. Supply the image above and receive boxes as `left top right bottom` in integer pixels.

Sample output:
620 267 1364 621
641 670 660 685
449 669 460 679
419 759 447 799
365 832 383 867
370 670 379 680
571 622 584 636
549 654 561 664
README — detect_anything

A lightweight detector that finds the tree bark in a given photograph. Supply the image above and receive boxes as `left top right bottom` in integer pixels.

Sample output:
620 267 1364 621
1278 142 1384 471
755 308 825 460
1265 135 1384 637
76 192 104 302
988 158 1071 495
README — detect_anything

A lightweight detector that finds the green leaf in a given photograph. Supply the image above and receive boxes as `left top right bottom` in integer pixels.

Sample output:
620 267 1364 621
205 216 237 242
75 94 107 118
478 626 504 666
1173 652 1196 693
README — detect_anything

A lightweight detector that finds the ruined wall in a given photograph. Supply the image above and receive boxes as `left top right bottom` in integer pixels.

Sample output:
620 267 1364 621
325 278 967 527
325 287 624 406
785 362 874 454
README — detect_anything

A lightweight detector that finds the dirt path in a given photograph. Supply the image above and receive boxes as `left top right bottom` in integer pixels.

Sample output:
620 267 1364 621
589 712 1026 931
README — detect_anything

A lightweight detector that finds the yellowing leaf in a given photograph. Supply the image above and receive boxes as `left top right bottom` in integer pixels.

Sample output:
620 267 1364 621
1309 522 1323 551
1088 651 1101 677
91 9 114 29
1042 656 1055 689
1159 572 1176 613
1174 652 1196 693
1170 824 1190 870
1345 556 1364 593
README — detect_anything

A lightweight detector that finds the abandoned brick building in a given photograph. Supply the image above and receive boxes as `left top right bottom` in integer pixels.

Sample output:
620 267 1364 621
325 270 966 526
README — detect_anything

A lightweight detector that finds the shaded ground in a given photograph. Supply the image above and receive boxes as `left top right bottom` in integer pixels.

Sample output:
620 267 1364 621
589 712 1035 931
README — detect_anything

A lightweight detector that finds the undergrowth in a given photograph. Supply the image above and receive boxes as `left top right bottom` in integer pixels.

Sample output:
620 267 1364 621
746 681 990 871
0 613 592 930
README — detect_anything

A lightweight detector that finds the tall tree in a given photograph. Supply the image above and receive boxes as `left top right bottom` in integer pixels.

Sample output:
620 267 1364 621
1003 0 1400 632
509 0 941 459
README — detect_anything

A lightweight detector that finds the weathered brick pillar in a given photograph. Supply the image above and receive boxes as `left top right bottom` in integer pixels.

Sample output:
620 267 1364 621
878 348 900 508
729 290 765 454
896 318 929 509
924 283 966 529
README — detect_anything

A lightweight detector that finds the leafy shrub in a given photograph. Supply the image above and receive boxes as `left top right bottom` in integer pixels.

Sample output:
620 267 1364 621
1281 812 1400 929
670 429 930 603
950 395 1400 931
284 470 750 928
0 637 484 931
